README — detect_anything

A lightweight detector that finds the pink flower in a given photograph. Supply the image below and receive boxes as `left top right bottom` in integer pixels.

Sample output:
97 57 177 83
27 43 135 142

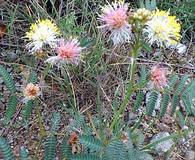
45 38 83 66
150 65 168 89
98 1 133 45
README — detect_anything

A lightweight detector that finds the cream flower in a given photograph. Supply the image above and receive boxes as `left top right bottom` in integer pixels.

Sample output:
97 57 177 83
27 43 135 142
133 8 151 22
98 1 133 45
143 9 181 47
23 83 40 101
25 19 60 53
45 38 83 67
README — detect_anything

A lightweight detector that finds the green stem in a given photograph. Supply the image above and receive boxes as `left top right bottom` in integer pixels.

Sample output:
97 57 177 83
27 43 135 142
63 67 78 113
109 40 141 133
35 99 46 138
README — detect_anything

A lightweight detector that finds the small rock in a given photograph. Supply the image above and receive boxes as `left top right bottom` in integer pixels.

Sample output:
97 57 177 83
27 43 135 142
170 43 187 54
186 151 195 160
151 132 174 155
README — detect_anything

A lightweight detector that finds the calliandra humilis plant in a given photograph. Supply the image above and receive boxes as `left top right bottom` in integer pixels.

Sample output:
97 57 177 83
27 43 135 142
98 1 133 45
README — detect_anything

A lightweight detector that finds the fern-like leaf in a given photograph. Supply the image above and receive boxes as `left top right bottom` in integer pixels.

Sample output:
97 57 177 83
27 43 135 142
133 91 145 112
0 137 15 160
21 100 34 121
176 110 185 128
4 95 18 124
79 135 102 152
19 146 29 160
128 148 153 160
28 70 38 84
175 75 189 94
171 75 189 115
171 95 180 115
137 66 148 88
181 94 192 115
160 93 170 117
146 91 159 116
61 138 72 160
50 112 61 133
70 154 100 160
44 136 57 160
0 65 16 93
168 74 179 91
105 141 128 160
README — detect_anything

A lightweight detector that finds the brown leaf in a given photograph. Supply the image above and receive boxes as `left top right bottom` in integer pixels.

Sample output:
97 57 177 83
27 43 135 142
0 24 6 38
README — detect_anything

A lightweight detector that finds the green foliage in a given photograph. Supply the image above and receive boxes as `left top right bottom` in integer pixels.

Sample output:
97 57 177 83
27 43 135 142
128 148 153 160
50 112 61 134
133 73 195 118
44 136 57 160
19 147 29 160
181 80 195 115
21 100 34 121
0 137 15 160
137 66 148 88
61 138 72 160
105 141 128 160
68 113 92 134
70 154 100 160
160 93 170 117
133 91 145 112
44 112 61 160
0 65 16 93
139 0 157 11
79 135 103 152
58 12 85 37
171 75 189 115
176 110 185 128
4 95 18 124
28 70 38 84
146 91 159 116
168 74 179 91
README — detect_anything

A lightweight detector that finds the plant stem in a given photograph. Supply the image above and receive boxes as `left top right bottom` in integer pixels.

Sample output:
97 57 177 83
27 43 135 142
109 40 141 133
35 99 46 138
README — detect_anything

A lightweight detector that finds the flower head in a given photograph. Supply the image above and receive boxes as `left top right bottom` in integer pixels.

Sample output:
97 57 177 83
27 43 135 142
25 19 60 53
98 1 133 45
45 38 83 66
143 9 181 47
133 8 151 22
68 132 78 145
150 65 168 89
23 83 40 101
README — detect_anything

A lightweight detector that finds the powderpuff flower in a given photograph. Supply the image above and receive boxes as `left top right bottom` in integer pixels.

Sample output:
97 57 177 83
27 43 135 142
150 65 168 89
143 9 181 47
25 19 60 53
45 38 83 67
98 1 133 45
23 83 40 101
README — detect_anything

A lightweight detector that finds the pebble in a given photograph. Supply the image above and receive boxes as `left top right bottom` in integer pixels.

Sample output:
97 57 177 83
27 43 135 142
186 151 195 160
151 132 174 155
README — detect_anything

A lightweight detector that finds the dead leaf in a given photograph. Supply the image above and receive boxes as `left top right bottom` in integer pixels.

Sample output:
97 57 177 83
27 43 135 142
0 24 6 38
